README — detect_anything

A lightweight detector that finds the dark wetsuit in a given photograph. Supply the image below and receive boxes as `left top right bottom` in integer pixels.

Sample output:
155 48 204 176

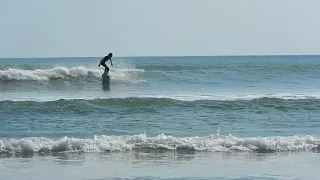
99 55 112 73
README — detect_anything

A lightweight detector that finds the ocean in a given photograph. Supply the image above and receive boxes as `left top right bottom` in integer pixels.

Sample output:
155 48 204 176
0 55 319 180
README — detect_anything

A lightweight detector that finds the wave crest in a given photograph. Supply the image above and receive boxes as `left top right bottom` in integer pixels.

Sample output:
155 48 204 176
0 134 319 154
0 66 145 83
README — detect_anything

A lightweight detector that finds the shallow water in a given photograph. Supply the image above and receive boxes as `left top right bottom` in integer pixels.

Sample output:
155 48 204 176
1 152 319 180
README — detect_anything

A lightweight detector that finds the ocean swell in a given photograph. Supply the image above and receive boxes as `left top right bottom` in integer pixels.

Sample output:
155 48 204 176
2 97 320 112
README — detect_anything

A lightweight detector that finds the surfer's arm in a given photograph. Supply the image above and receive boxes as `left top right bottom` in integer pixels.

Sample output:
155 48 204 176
110 58 113 66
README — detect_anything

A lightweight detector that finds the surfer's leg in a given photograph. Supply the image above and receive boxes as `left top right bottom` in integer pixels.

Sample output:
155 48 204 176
100 63 109 73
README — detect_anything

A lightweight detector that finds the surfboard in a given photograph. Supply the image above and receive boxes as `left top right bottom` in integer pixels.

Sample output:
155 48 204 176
102 73 110 83
102 73 110 90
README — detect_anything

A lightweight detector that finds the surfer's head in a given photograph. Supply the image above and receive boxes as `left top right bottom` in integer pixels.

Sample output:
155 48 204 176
108 53 113 57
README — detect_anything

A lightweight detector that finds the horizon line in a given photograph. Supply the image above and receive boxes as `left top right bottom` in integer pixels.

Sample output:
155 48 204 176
1 54 320 59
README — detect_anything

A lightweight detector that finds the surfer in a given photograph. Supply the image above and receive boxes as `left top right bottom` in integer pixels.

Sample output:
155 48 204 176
98 53 113 74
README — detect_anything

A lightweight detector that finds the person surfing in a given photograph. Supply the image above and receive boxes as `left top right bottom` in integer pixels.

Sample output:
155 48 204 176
98 53 113 74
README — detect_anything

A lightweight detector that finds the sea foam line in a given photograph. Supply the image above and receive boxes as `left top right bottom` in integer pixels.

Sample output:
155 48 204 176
0 134 319 154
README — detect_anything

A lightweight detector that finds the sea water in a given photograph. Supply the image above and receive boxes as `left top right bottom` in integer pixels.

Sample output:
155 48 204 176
0 56 319 180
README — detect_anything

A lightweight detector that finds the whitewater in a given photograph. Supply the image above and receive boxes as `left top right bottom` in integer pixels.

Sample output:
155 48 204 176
1 134 319 154
0 66 145 82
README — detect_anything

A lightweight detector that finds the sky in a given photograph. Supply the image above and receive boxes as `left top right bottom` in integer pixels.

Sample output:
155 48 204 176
0 0 320 58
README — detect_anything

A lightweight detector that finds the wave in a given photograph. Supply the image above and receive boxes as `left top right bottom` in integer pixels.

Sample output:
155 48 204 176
2 97 320 112
0 66 145 83
3 91 320 102
139 93 320 101
0 134 319 154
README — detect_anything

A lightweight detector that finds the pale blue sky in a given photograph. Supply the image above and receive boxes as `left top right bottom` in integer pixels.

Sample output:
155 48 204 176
0 0 319 58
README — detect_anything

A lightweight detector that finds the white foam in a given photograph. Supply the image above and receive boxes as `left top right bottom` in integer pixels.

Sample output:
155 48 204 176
0 66 145 83
0 67 95 81
0 134 319 154
109 68 145 84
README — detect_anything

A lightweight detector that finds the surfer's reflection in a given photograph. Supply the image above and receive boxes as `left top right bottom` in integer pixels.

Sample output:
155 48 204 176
102 70 110 91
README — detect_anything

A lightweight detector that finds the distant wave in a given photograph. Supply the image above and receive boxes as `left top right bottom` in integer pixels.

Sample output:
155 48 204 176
2 96 320 112
0 66 145 83
138 93 320 101
0 134 319 154
2 91 320 102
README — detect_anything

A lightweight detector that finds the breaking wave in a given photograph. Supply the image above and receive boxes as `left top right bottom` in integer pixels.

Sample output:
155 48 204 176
0 134 319 154
0 66 145 83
